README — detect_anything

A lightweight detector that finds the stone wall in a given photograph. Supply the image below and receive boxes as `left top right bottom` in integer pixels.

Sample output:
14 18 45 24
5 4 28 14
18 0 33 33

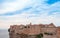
8 23 60 38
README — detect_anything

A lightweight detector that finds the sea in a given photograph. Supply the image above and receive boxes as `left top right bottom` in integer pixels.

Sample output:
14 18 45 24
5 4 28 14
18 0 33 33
0 29 9 38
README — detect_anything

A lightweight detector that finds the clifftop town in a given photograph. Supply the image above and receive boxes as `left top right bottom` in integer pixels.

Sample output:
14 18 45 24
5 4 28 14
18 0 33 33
8 23 60 38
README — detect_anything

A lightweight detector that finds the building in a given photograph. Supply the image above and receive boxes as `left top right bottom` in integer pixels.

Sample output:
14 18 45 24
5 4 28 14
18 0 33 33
8 23 60 38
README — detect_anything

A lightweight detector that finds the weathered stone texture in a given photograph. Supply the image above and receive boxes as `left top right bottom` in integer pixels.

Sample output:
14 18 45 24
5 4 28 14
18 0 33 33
8 23 60 38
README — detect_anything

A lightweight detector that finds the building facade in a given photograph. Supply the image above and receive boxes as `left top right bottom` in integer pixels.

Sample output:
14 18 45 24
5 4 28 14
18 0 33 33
8 23 60 38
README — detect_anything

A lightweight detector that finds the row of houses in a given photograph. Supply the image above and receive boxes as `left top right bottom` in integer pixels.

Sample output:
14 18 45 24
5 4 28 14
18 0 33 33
8 23 60 38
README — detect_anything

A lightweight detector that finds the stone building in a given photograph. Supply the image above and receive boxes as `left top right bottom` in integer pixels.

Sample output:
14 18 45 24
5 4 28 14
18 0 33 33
8 23 60 38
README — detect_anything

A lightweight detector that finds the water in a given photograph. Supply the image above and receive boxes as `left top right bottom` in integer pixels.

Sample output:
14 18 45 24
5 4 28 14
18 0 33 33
0 29 9 38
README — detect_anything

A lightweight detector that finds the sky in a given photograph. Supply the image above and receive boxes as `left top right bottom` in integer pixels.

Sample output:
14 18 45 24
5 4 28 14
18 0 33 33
0 0 60 29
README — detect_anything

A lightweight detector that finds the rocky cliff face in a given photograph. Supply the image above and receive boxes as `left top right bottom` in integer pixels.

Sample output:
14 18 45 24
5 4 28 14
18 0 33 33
8 23 60 38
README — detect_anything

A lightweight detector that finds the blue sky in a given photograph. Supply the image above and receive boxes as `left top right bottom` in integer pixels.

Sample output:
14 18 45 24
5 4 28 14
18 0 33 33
0 0 60 29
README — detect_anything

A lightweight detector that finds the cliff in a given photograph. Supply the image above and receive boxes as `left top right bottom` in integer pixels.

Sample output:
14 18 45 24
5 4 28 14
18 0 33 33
8 23 60 38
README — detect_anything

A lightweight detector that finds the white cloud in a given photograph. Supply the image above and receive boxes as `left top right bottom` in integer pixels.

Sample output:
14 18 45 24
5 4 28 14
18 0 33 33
0 0 60 29
0 10 60 29
0 0 33 14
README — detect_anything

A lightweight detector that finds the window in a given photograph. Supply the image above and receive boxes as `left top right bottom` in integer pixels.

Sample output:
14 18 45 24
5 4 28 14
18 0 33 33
24 26 30 28
44 32 53 35
28 26 30 28
24 26 27 28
